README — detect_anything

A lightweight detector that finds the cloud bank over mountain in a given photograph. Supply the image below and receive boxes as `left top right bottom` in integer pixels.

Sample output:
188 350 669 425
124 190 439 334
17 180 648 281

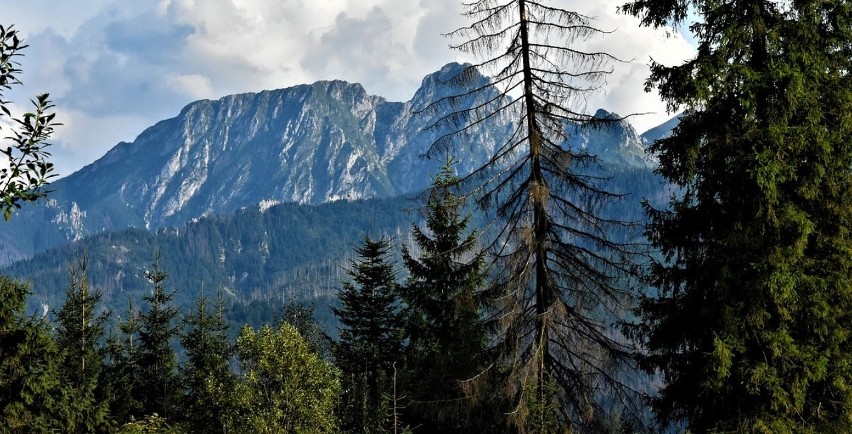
5 0 694 177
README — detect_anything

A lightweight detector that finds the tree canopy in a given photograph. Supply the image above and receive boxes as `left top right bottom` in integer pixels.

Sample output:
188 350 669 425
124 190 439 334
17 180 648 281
233 323 340 434
400 156 493 432
333 235 403 433
623 0 852 430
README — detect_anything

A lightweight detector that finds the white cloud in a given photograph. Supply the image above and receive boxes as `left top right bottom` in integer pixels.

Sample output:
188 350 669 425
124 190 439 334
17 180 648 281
167 74 214 100
46 108 152 177
2 0 695 175
566 0 695 132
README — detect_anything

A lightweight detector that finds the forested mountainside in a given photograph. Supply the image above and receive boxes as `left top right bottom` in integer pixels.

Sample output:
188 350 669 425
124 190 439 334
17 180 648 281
3 162 665 316
4 195 413 311
0 62 664 265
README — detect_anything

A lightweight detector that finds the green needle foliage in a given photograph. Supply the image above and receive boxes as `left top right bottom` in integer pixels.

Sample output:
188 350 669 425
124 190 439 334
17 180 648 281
104 297 144 424
279 302 334 360
135 254 181 421
400 156 494 432
54 256 112 433
0 276 65 432
104 298 142 424
622 0 852 431
333 235 404 433
180 289 235 434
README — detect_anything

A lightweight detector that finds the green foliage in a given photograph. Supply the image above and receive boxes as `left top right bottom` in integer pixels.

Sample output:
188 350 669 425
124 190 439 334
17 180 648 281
333 235 404 433
0 275 64 432
180 289 235 433
231 323 340 434
117 414 186 434
0 24 58 220
523 378 564 434
279 302 334 360
622 0 852 431
399 157 494 432
5 195 414 313
135 254 181 420
103 297 144 424
54 256 113 433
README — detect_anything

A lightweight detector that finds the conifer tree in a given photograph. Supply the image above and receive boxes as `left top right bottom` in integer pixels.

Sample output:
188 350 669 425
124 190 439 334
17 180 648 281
434 0 643 430
621 0 852 430
180 289 235 433
0 276 65 431
280 302 333 360
136 254 181 420
104 297 143 424
54 256 112 433
399 156 492 432
333 235 403 433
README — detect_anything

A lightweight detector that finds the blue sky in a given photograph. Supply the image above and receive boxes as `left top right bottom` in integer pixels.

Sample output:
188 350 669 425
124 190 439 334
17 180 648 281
4 0 695 178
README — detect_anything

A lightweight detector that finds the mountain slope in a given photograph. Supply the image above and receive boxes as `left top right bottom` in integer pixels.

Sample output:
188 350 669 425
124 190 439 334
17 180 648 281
640 113 682 144
0 63 671 265
4 161 667 314
6 195 415 310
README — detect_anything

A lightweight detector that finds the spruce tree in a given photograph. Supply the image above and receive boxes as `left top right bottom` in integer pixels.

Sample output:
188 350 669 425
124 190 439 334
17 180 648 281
0 276 65 431
333 235 403 433
621 0 852 430
433 0 643 430
180 289 235 433
54 257 112 433
279 302 333 360
399 156 491 432
103 297 143 424
136 254 181 420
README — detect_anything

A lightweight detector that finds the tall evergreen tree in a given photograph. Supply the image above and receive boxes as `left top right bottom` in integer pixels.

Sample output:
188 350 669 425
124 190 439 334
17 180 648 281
333 235 403 433
54 256 112 433
0 276 65 431
400 156 492 432
136 254 181 420
180 289 235 434
433 0 643 430
103 297 143 424
622 0 852 430
103 299 142 425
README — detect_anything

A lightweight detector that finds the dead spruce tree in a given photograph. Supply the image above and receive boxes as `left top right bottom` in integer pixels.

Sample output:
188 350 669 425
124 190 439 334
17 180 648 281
425 0 645 431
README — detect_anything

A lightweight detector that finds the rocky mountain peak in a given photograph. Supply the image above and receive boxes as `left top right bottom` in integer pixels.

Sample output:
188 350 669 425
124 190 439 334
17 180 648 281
565 109 654 168
0 63 676 265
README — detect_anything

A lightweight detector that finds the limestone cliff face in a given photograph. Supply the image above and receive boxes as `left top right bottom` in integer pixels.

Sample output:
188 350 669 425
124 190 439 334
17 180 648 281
49 64 512 228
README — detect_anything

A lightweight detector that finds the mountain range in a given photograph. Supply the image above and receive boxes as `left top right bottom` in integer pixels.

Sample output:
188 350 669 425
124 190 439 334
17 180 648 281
0 62 674 310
